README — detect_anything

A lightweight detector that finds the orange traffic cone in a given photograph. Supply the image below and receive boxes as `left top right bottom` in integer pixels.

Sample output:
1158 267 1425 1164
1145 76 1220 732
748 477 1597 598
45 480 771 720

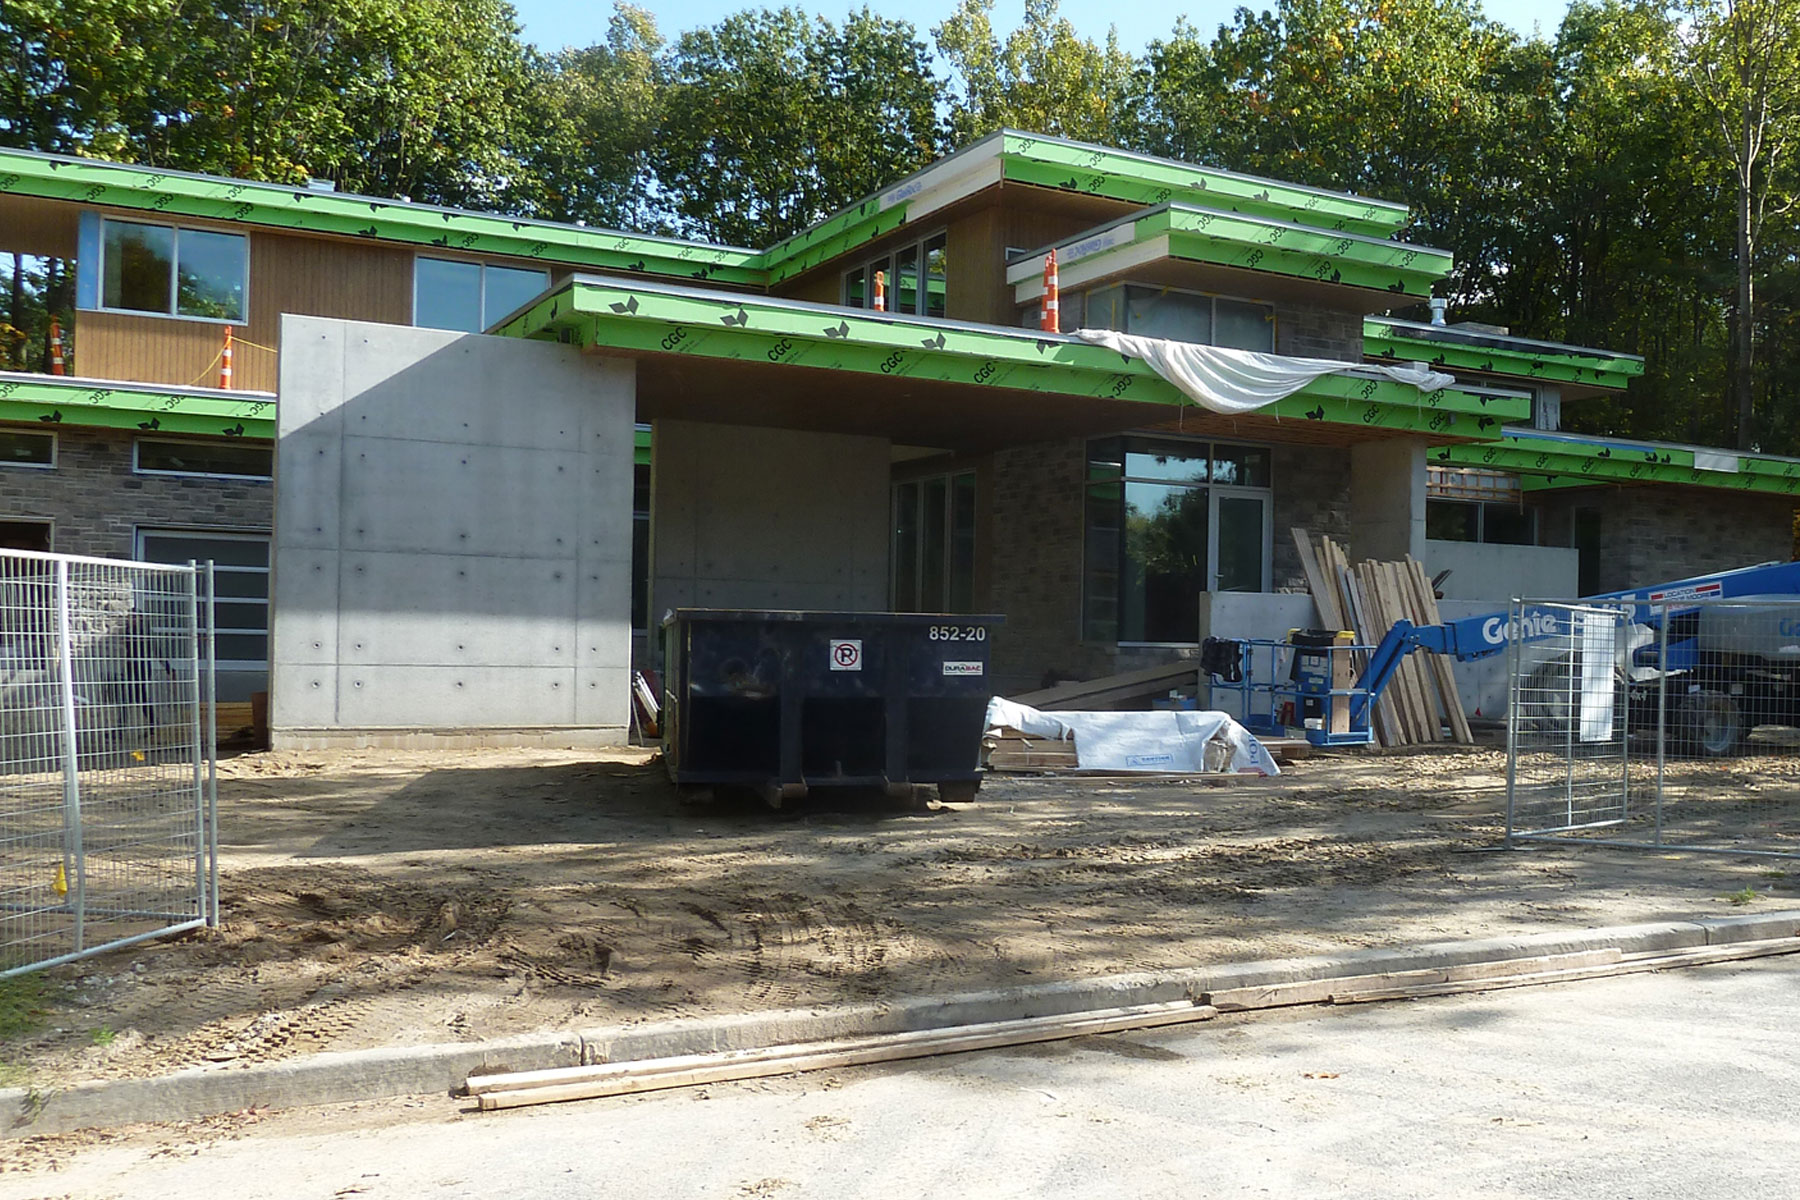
48 316 65 374
1040 248 1060 333
218 325 233 389
872 269 886 313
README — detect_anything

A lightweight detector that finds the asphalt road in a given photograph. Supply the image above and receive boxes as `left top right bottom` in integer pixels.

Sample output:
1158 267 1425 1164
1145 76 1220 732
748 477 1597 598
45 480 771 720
9 957 1798 1200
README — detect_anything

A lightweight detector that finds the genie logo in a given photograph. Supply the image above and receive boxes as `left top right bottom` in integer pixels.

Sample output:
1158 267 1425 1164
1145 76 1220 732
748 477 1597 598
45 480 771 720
1481 611 1560 645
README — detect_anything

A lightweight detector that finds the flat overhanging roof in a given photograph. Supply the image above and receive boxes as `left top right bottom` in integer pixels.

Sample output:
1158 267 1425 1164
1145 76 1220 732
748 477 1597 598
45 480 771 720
492 274 1524 451
1006 204 1453 308
1367 317 1644 396
0 371 275 438
1435 427 1800 496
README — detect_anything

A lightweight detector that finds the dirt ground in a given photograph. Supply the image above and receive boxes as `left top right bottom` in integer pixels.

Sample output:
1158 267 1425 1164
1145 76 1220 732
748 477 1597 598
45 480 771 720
1 744 1793 1093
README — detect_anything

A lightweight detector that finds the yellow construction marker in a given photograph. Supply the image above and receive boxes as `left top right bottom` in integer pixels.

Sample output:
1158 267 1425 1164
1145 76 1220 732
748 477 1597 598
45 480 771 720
53 862 67 898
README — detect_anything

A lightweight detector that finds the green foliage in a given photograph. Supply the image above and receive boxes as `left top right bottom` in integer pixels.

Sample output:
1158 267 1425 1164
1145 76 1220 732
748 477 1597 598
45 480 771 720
1722 885 1761 905
935 0 1135 144
0 974 53 1042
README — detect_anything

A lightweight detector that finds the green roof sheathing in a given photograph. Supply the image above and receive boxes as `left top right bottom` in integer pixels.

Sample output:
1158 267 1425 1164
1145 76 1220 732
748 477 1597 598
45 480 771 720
1434 428 1800 496
495 274 1524 438
1367 318 1644 392
1008 205 1453 302
0 148 764 285
0 371 275 438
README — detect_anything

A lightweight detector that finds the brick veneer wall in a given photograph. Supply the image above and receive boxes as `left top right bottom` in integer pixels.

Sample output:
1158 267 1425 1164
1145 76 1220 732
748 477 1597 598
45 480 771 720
1534 486 1795 594
1276 303 1363 362
0 426 273 557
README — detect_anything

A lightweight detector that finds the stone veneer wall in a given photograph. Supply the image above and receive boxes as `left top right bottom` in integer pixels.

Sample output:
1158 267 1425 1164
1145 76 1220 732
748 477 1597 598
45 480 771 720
1271 443 1352 590
1535 486 1795 594
1276 303 1364 362
0 426 273 555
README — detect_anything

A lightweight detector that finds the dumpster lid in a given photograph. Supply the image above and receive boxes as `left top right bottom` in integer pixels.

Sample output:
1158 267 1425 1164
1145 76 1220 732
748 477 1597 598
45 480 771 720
662 608 1005 627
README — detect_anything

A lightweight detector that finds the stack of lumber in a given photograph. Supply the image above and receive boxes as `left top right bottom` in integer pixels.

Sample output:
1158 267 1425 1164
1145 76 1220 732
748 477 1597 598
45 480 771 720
1291 528 1473 749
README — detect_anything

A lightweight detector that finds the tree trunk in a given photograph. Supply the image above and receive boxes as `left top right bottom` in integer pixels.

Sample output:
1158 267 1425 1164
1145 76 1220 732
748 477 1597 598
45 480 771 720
1734 106 1756 451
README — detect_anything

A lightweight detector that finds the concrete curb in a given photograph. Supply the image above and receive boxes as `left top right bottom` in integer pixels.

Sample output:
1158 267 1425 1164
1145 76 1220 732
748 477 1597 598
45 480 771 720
8 910 1798 1138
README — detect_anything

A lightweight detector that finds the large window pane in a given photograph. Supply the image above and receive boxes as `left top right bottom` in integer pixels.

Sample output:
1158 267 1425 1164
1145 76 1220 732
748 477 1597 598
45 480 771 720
175 229 247 320
1215 298 1274 351
1123 480 1208 642
1124 438 1209 486
103 221 173 313
1126 285 1211 343
414 258 483 332
922 233 947 318
1216 496 1266 592
892 481 920 611
1082 481 1122 641
0 431 54 467
949 473 976 612
1426 499 1480 542
483 264 550 328
1211 444 1271 488
920 477 948 610
895 244 920 315
136 437 271 478
1084 284 1126 332
1483 503 1536 546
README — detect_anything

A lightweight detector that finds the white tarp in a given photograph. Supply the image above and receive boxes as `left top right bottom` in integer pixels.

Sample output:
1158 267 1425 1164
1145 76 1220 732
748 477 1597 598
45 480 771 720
1074 329 1456 415
985 697 1280 776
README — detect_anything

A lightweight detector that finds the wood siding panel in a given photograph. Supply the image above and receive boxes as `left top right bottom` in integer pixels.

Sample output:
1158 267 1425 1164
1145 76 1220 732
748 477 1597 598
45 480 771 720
945 208 1009 325
75 229 414 392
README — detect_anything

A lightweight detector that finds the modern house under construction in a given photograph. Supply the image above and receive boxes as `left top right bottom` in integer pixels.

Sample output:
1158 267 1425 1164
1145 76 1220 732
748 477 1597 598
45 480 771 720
1 132 1794 746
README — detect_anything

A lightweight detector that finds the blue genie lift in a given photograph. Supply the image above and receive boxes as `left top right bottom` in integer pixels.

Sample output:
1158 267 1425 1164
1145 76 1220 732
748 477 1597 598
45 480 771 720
1350 559 1800 754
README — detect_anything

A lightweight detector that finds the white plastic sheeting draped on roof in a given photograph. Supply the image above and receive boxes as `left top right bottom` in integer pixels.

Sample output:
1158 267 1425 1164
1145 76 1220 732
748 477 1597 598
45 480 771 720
985 697 1280 776
1074 329 1456 415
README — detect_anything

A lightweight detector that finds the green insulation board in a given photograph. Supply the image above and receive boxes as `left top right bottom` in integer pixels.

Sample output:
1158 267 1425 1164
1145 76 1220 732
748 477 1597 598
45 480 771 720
0 148 763 285
1367 319 1644 390
998 133 1409 237
0 372 275 438
495 276 1527 437
1435 431 1800 496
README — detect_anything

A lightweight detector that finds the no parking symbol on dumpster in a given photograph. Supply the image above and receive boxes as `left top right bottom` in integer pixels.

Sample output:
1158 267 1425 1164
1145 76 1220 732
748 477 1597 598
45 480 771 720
829 638 863 671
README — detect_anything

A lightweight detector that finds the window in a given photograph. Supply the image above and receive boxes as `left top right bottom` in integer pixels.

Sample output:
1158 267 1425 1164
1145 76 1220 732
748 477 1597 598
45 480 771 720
632 458 650 632
135 530 270 670
100 219 246 322
1083 436 1273 643
135 437 272 479
414 257 551 332
1031 284 1273 351
1426 467 1536 546
844 231 947 318
892 471 976 612
0 520 51 552
0 430 55 469
1426 500 1536 546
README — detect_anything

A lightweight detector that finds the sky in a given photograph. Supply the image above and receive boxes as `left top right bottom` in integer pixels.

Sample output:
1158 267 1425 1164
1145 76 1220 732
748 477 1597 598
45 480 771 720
508 0 1580 54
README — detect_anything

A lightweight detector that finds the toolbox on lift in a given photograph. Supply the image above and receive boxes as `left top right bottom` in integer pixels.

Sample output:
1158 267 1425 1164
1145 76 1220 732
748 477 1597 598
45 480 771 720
661 609 1005 804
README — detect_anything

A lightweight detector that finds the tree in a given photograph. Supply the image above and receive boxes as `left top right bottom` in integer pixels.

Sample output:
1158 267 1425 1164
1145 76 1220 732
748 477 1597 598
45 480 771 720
1677 0 1800 448
935 0 1135 145
655 6 943 245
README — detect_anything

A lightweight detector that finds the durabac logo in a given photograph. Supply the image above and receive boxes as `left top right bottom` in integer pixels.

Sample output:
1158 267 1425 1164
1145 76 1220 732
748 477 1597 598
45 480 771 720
1482 611 1559 645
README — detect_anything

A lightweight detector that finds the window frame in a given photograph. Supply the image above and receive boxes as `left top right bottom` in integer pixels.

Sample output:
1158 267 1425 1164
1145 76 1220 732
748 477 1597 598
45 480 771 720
0 429 57 471
96 216 248 325
133 436 273 481
1022 281 1276 351
411 254 552 333
1424 497 1539 546
890 468 977 614
1082 435 1275 646
133 526 271 673
842 229 949 317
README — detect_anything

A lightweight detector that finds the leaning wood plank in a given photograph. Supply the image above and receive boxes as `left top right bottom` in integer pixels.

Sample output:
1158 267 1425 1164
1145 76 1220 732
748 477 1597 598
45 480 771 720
1291 527 1344 630
1330 938 1800 1004
1406 556 1475 744
1384 561 1440 742
1201 948 1623 1011
1362 561 1422 743
1012 661 1198 709
472 1001 1221 1109
1340 558 1399 746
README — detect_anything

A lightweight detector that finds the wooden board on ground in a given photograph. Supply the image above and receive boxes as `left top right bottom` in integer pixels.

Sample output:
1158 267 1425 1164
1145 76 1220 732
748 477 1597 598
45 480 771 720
1011 660 1198 710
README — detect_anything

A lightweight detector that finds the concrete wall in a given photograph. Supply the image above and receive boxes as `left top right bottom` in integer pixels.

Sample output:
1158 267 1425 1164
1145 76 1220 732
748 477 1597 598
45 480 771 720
1350 439 1426 561
648 420 889 623
1424 540 1579 603
271 316 636 748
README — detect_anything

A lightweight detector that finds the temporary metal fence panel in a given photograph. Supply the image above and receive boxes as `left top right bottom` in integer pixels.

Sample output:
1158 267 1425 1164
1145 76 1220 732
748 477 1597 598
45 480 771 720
1504 600 1638 842
1506 595 1800 860
0 548 217 977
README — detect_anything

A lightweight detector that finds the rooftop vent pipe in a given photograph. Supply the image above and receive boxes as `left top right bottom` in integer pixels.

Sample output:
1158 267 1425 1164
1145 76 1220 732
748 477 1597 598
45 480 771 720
1428 297 1448 326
